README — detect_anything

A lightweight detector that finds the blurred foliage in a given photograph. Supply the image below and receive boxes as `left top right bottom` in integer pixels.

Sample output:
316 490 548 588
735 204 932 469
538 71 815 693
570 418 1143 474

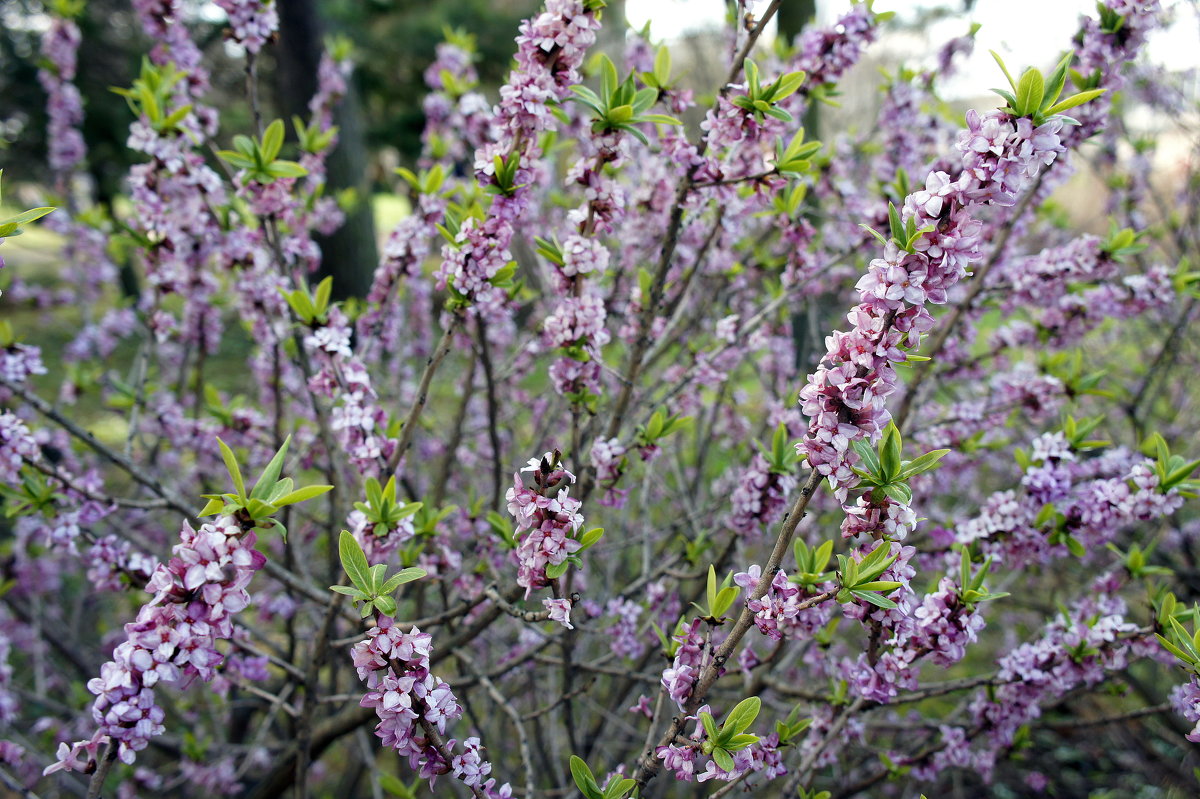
0 0 537 192
322 0 537 162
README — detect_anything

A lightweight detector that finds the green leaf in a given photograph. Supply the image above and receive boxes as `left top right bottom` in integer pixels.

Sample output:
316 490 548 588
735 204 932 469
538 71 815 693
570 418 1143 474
600 55 618 101
713 585 739 618
313 276 333 315
604 778 637 799
252 436 291 500
1043 88 1106 117
850 589 898 609
880 424 902 481
216 438 247 502
880 482 913 505
273 484 333 507
1157 633 1195 665
570 756 601 798
1043 52 1073 109
990 50 1017 92
898 449 950 479
723 696 761 736
850 439 881 477
339 530 373 593
545 560 570 580
654 44 671 85
0 206 55 228
854 581 902 592
378 773 416 798
261 119 285 162
711 747 735 772
265 160 308 179
375 595 398 617
378 567 427 595
579 527 604 550
1015 68 1044 117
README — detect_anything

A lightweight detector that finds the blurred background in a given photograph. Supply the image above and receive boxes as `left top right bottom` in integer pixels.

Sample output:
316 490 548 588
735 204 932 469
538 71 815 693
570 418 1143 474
1 0 1195 296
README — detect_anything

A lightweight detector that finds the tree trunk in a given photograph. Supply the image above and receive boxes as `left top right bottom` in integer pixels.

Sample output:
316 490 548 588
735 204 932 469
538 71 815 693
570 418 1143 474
779 0 822 373
276 0 378 299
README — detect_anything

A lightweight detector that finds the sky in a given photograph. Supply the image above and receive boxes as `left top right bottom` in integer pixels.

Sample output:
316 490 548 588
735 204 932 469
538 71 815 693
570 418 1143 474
625 0 1200 101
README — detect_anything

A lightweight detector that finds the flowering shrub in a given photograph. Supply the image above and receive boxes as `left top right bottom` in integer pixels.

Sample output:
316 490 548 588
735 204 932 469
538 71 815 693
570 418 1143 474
1 0 1199 797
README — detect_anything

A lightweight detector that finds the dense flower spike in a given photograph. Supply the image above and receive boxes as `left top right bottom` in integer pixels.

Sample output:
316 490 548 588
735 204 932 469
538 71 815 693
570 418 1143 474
3 0 1197 797
47 516 266 771
798 110 1067 502
505 451 584 596
435 0 601 321
351 616 507 792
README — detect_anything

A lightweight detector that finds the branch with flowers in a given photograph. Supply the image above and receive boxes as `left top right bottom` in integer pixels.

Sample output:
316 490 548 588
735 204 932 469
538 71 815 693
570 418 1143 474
1 0 1198 797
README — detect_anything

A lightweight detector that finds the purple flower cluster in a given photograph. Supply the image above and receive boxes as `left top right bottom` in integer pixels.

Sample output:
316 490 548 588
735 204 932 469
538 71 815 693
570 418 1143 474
1 342 47 388
37 17 86 175
798 107 1069 503
505 452 584 597
852 576 985 704
589 436 628 508
351 617 506 792
215 0 279 55
791 3 878 89
955 445 1183 567
435 1 599 321
85 535 159 593
734 565 833 641
729 455 798 537
48 515 266 771
965 586 1151 772
992 235 1174 351
1169 678 1200 742
305 308 397 472
661 618 710 710
0 412 39 484
655 704 785 785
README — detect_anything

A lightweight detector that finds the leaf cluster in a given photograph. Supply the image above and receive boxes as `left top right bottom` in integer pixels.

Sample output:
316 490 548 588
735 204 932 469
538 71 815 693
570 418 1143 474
395 164 447 197
637 44 676 92
332 530 426 618
199 436 333 536
731 60 805 122
954 548 1009 609
1156 591 1200 673
990 51 1106 125
860 202 934 254
850 422 949 506
693 565 739 623
1144 433 1200 496
0 468 63 519
1106 542 1171 580
760 424 801 475
293 115 338 155
1099 224 1148 261
355 476 422 529
218 119 309 184
280 275 334 325
790 539 834 588
835 543 902 610
111 58 194 135
699 697 761 772
772 128 822 178
634 409 692 449
570 55 680 145
486 152 523 197
569 755 635 799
